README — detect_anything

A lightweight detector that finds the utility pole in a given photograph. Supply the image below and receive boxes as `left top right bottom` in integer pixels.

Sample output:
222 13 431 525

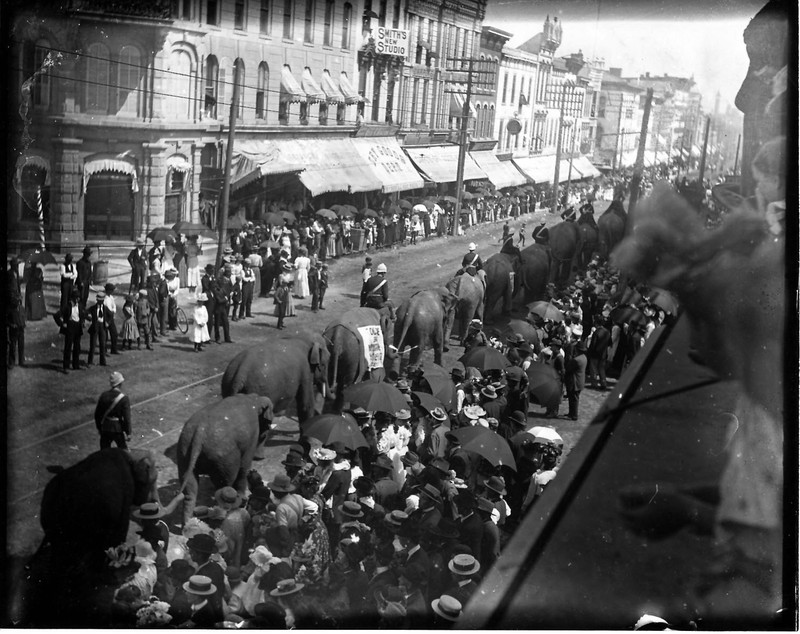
697 115 711 184
612 97 624 171
565 123 576 193
550 82 568 215
733 133 741 175
628 88 653 215
445 57 496 236
217 59 241 269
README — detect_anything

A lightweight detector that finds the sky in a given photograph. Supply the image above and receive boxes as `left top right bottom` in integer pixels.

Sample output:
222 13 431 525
483 0 769 110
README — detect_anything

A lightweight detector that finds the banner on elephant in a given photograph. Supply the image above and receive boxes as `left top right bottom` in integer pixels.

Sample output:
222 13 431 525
357 325 384 370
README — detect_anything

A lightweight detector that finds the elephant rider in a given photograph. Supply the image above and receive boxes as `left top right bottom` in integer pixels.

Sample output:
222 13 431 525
532 222 549 245
462 319 488 351
459 243 483 276
94 371 132 450
361 263 389 309
561 205 577 222
577 201 598 230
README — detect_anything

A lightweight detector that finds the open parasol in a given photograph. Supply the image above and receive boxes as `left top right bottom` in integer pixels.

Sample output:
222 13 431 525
461 191 474 200
301 413 368 450
449 426 516 470
360 209 379 218
172 221 217 239
527 301 565 322
265 212 285 226
412 391 443 413
146 226 178 242
316 209 337 220
343 380 409 414
525 361 562 411
647 288 679 314
458 346 510 372
397 199 413 210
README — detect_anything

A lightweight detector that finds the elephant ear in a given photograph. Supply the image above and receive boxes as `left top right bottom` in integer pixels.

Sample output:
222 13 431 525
259 397 275 422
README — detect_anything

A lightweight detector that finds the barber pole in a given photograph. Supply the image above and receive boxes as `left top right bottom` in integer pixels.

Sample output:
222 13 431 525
36 186 45 249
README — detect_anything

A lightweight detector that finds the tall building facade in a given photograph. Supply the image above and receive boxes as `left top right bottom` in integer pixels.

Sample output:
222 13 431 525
594 67 644 169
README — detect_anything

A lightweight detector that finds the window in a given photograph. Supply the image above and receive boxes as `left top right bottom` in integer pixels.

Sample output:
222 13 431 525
165 50 193 119
171 0 192 20
218 59 228 117
420 79 428 124
206 0 219 25
260 0 271 33
234 0 245 29
501 73 508 104
411 78 419 125
378 0 387 26
165 169 185 224
341 3 352 48
256 62 268 118
282 0 293 38
33 40 52 109
85 43 110 113
510 75 516 106
117 46 140 116
235 59 245 119
304 0 314 43
204 55 218 118
392 0 401 28
323 0 334 45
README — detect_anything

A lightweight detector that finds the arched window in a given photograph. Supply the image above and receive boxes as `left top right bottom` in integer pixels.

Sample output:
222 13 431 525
256 61 269 119
341 2 352 49
165 49 193 119
85 43 110 113
482 103 488 137
235 58 245 119
117 45 141 116
323 0 334 46
205 55 219 118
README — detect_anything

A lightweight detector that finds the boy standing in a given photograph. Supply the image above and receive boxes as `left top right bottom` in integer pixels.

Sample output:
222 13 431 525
275 280 289 329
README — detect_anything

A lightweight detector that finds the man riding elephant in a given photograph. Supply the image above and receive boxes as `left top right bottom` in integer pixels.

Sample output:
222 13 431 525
459 242 484 276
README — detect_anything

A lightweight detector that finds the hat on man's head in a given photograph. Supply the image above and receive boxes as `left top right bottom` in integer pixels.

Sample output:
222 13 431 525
166 559 195 583
448 553 481 576
484 475 507 496
451 367 465 380
481 385 498 400
430 457 451 475
468 242 477 251
95 291 106 301
394 409 411 421
196 293 208 302
311 447 336 462
205 263 215 272
138 289 149 297
338 500 364 519
419 483 443 504
506 333 526 346
384 510 409 531
186 534 218 554
132 502 165 520
268 474 296 493
401 451 419 468
183 575 217 596
281 453 306 469
395 379 410 392
83 246 93 255
431 595 463 622
135 238 145 246
507 410 527 428
463 405 486 420
550 338 563 348
575 340 588 353
109 371 125 387
269 578 305 597
475 496 495 515
214 486 242 510
104 283 116 293
373 454 394 472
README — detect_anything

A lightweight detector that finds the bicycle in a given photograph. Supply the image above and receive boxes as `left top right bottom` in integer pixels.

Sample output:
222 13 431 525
176 307 190 334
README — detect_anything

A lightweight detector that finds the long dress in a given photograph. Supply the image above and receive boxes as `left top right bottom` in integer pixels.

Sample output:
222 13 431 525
294 256 310 298
25 266 47 321
121 301 139 341
186 242 202 290
176 242 188 288
191 304 210 343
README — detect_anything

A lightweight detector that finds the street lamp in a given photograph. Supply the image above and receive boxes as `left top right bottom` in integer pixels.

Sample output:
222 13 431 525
551 52 585 214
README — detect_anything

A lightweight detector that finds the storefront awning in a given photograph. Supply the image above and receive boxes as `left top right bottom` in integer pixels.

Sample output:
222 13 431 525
512 154 556 184
351 137 425 193
296 138 383 196
449 92 477 118
83 158 139 194
321 70 345 104
470 151 527 189
280 65 306 104
404 145 487 184
14 153 51 188
339 72 363 105
302 67 326 103
231 139 306 191
571 155 601 179
166 155 192 173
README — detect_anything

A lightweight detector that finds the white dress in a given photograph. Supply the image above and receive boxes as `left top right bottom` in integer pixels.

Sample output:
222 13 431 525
191 304 210 343
294 256 310 298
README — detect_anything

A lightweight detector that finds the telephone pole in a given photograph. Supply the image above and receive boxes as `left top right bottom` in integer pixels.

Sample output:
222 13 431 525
697 115 711 184
217 59 241 269
628 88 653 215
444 57 496 236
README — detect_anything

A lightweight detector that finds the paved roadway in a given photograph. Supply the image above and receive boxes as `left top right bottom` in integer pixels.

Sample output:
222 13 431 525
6 202 612 559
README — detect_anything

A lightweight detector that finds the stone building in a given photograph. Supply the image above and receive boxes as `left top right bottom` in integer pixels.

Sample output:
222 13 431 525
594 67 644 170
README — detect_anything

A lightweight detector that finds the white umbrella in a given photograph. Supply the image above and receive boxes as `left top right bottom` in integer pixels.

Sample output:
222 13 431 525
412 204 428 214
527 426 564 448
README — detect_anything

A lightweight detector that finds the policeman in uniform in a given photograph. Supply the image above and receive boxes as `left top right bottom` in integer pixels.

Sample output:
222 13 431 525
561 205 577 222
577 200 598 230
361 263 389 309
460 243 483 276
532 222 549 245
94 371 132 449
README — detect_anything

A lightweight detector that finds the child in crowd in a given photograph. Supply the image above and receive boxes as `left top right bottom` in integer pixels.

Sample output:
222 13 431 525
120 294 139 351
192 293 210 352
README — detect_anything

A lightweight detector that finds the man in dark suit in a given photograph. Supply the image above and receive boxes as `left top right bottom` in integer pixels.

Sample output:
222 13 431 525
76 246 94 309
213 268 233 343
546 339 565 418
181 575 223 627
127 238 148 293
398 523 431 590
200 263 217 335
476 496 500 572
54 289 86 372
366 541 399 609
444 553 481 606
186 535 226 618
564 340 588 420
456 492 483 564
361 263 389 308
146 274 161 343
87 291 112 366
587 315 611 390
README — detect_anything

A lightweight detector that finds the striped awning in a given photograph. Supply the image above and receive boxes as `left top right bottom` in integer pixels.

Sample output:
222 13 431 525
339 71 363 105
280 65 306 104
83 158 139 194
14 153 51 188
321 70 345 104
301 67 326 103
166 155 192 173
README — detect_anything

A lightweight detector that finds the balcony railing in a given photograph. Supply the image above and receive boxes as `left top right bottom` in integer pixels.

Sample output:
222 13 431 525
67 0 171 20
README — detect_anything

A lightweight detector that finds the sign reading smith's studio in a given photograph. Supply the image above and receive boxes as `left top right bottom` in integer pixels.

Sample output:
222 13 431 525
375 27 410 57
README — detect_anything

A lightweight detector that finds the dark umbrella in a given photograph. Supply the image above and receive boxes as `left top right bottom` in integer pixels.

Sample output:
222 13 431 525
281 211 296 224
361 209 379 218
525 361 562 411
337 208 356 218
265 212 285 226
449 426 516 470
340 204 358 216
398 199 413 210
420 199 435 211
416 373 454 410
301 413 368 450
343 380 409 414
386 204 403 216
609 305 647 327
21 250 57 265
461 191 474 200
330 204 344 212
259 239 280 249
513 188 526 197
146 226 178 242
458 346 510 372
506 319 541 343
440 195 458 204
412 391 443 413
527 301 565 322
172 221 217 239
316 209 337 220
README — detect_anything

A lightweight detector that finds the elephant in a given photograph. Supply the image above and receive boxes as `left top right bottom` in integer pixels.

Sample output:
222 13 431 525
519 244 551 304
576 219 599 269
324 305 398 407
221 333 329 423
393 287 458 371
598 205 628 261
177 394 274 523
445 272 486 344
483 249 522 317
548 221 583 286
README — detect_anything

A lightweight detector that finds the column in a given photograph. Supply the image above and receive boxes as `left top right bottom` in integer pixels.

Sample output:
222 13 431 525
143 142 169 234
51 137 84 248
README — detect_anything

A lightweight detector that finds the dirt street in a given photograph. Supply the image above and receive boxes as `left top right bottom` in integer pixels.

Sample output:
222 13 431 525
7 203 613 559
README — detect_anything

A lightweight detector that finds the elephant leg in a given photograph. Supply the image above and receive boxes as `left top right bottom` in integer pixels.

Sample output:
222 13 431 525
432 324 444 366
182 474 199 525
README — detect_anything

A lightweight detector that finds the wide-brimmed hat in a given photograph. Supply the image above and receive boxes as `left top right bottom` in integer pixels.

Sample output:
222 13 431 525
214 486 242 509
401 452 419 468
338 501 364 519
268 474 296 493
395 379 411 392
183 575 217 596
186 534 217 554
419 483 443 504
109 371 125 388
431 595 463 622
311 447 336 462
507 410 527 428
451 367 465 379
480 385 498 400
205 263 215 272
448 553 481 576
571 324 583 337
281 453 306 469
462 405 486 420
430 407 447 422
506 333 526 346
373 454 394 472
430 457 451 475
166 559 195 583
132 502 165 520
164 268 177 277
484 475 507 496
95 291 106 301
135 238 145 246
269 578 305 597
384 510 409 530
394 409 411 421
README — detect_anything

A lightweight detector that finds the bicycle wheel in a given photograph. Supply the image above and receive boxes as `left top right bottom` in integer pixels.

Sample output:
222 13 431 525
177 308 189 334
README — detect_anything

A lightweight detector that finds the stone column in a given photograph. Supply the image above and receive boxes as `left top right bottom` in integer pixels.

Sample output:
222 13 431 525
51 137 83 249
142 142 169 235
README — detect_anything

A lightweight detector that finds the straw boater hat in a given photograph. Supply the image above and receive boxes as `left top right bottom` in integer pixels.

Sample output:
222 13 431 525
186 534 218 554
430 407 447 422
269 578 305 597
431 595 463 622
183 575 217 596
338 501 364 519
132 502 165 520
311 447 336 463
480 385 498 400
448 553 481 576
384 510 409 531
463 405 486 420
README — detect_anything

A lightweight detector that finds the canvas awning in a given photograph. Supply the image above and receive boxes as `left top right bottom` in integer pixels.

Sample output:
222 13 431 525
166 155 192 173
404 145 487 184
339 72 363 105
83 158 139 194
321 70 345 104
14 153 51 188
301 67 325 103
230 139 306 191
470 151 527 189
571 155 601 179
449 92 477 118
296 138 383 196
280 65 306 104
512 154 557 184
351 137 425 193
